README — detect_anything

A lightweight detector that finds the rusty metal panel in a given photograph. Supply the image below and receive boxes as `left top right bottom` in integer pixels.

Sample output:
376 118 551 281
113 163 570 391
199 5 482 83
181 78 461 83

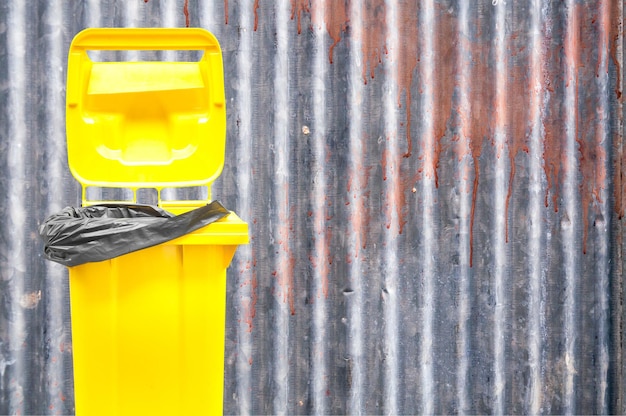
0 0 624 414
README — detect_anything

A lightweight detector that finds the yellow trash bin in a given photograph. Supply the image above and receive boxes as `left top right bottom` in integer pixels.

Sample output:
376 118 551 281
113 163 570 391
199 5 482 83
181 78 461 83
63 28 248 415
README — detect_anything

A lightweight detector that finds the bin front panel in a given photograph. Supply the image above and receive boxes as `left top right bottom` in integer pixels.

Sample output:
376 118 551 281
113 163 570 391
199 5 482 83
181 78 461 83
69 244 228 415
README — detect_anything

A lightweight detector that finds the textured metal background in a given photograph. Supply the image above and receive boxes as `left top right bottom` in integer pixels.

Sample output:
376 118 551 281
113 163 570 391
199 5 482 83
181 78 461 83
0 0 624 414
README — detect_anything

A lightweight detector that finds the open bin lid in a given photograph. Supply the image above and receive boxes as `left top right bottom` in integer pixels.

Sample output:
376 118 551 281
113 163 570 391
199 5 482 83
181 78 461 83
66 28 226 194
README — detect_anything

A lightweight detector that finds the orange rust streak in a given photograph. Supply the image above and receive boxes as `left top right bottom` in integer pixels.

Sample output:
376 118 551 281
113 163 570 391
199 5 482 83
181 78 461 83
291 0 310 34
224 0 229 24
597 0 610 78
362 0 387 84
397 2 419 158
469 163 479 267
542 17 562 213
383 144 408 234
609 0 624 217
309 0 348 64
254 0 260 31
184 0 190 27
505 41 531 241
578 2 608 253
277 180 296 314
457 25 495 265
242 267 258 332
594 106 608 205
564 4 585 252
432 6 457 188
314 198 331 298
609 0 623 101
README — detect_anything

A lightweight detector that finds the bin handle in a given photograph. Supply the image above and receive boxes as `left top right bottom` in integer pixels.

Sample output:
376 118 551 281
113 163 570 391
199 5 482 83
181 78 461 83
69 28 221 53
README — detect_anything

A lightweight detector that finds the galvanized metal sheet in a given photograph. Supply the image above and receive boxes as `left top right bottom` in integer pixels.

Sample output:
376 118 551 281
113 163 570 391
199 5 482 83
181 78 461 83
0 0 624 414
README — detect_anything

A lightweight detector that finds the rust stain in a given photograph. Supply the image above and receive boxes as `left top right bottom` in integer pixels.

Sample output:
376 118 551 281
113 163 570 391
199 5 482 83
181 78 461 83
316 0 349 64
240 260 258 332
250 273 258 327
276 191 296 315
303 1 389 79
291 0 310 34
224 0 229 25
382 143 407 234
397 2 419 158
578 1 609 254
542 10 564 214
310 1 388 78
311 186 332 299
468 31 495 266
505 37 530 243
360 0 388 83
323 227 332 297
609 2 623 99
310 236 331 299
347 160 373 255
381 146 389 182
433 6 457 190
254 0 260 31
248 0 618 259
563 3 582 246
610 0 625 218
19 290 41 309
452 10 491 266
183 0 190 27
596 4 608 78
384 148 420 236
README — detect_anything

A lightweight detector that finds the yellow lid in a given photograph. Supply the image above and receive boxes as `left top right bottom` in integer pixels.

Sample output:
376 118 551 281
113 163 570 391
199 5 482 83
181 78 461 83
66 28 226 205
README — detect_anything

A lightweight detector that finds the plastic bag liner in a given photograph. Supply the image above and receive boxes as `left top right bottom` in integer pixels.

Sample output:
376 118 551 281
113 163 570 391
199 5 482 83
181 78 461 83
39 201 229 267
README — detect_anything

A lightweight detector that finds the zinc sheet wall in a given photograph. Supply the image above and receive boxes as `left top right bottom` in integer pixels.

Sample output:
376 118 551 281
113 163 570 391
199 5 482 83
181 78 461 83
0 0 624 414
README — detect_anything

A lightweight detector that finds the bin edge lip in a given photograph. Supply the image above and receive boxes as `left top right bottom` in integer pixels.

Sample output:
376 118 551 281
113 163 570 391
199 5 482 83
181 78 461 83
164 212 249 245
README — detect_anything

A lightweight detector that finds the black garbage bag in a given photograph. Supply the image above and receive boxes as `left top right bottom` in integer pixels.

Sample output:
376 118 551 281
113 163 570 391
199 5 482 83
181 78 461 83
40 200 229 267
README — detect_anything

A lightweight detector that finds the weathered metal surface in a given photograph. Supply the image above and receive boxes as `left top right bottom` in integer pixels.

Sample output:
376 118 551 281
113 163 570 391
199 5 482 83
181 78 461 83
0 0 624 414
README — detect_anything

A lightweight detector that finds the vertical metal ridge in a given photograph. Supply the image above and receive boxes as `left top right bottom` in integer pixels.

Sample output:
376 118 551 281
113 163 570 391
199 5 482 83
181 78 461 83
161 0 177 28
456 1 472 412
43 0 68 413
198 0 217 31
419 1 435 414
122 0 141 27
86 0 101 28
382 1 399 414
347 1 364 413
311 1 328 413
233 1 254 414
528 0 545 413
6 0 27 413
492 1 507 414
562 1 581 412
272 0 291 413
611 1 625 412
594 1 612 412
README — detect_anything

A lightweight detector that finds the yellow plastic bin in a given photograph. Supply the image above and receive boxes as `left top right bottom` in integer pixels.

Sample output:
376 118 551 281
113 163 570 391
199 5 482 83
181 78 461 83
64 28 248 415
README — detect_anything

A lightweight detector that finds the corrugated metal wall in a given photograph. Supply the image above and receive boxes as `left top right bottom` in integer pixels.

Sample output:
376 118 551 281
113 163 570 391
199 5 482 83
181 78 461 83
0 0 624 414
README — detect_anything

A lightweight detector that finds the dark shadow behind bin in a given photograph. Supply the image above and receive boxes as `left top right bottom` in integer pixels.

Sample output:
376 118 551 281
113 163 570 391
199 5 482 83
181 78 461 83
40 28 249 415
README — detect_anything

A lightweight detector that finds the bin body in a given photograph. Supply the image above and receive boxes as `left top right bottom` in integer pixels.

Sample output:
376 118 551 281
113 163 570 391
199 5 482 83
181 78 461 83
69 214 246 415
61 28 247 414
